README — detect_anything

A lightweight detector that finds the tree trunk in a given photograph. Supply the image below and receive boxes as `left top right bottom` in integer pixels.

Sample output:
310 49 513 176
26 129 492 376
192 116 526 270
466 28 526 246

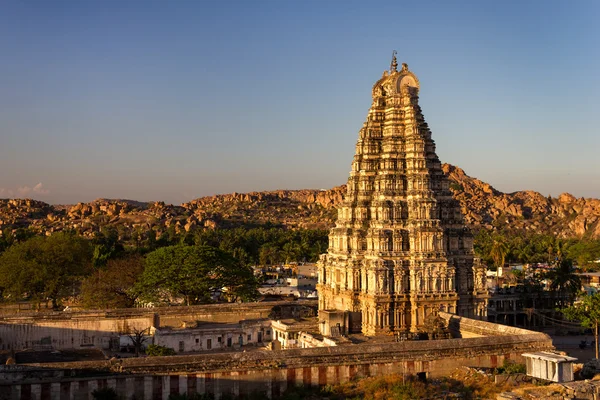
594 321 600 360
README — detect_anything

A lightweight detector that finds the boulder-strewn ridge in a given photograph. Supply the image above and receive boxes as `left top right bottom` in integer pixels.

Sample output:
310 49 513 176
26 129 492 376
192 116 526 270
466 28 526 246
0 166 598 239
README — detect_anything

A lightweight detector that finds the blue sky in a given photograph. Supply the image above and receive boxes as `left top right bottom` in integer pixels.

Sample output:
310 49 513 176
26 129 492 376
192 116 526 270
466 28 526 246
1 0 598 204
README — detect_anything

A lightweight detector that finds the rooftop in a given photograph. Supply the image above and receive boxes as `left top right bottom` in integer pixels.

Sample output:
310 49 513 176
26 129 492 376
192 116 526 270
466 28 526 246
521 351 578 363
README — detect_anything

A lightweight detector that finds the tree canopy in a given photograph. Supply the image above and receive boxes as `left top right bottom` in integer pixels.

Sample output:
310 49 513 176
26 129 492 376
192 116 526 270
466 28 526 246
562 292 600 359
138 245 259 305
474 229 600 270
0 232 92 307
80 255 144 309
546 258 581 307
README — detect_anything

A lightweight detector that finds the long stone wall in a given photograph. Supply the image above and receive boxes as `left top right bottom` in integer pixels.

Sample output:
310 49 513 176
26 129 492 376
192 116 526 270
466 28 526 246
0 314 154 352
0 320 553 399
0 309 552 399
0 301 316 352
439 311 539 338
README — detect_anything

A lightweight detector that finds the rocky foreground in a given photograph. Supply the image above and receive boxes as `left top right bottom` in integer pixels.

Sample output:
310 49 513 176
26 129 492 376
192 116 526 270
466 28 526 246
0 164 599 240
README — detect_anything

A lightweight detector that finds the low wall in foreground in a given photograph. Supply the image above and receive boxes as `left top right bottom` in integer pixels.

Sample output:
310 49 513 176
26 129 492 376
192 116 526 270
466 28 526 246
0 315 553 399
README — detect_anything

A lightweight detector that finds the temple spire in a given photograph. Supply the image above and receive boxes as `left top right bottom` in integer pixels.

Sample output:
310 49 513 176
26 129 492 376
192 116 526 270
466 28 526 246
317 57 488 337
390 50 398 73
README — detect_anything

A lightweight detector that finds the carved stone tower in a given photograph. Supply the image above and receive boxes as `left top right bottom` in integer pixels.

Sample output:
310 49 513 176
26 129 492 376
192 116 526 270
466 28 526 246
317 56 488 336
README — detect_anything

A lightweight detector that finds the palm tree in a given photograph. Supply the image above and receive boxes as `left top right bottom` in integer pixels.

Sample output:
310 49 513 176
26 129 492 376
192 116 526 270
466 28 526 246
281 242 301 264
490 237 510 285
547 258 581 308
259 245 280 266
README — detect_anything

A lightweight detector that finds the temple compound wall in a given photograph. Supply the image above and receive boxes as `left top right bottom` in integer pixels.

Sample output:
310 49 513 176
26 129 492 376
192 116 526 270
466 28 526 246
0 301 315 352
0 314 553 399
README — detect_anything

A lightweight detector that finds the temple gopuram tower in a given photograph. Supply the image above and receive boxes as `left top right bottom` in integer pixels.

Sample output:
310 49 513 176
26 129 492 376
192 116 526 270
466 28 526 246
317 54 488 336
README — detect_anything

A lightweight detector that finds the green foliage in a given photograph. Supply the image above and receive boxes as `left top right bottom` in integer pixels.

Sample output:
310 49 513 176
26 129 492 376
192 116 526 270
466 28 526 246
192 227 328 266
495 359 526 374
562 293 600 358
80 254 144 309
91 227 124 267
0 225 328 309
545 258 581 306
0 228 37 254
490 236 509 269
474 229 600 268
92 387 119 400
565 239 600 270
562 293 600 329
0 232 92 307
281 371 502 400
146 344 176 357
138 245 259 305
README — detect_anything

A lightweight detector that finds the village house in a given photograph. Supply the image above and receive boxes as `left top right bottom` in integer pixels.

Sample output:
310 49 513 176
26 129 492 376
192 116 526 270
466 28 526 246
153 319 272 352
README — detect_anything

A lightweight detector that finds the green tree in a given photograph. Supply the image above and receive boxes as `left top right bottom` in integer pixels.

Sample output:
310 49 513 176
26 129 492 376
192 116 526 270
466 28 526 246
546 258 581 307
489 236 509 272
281 242 301 264
138 245 258 305
90 227 124 267
0 232 92 308
562 293 600 359
80 255 144 309
0 228 37 255
146 344 176 357
259 244 280 266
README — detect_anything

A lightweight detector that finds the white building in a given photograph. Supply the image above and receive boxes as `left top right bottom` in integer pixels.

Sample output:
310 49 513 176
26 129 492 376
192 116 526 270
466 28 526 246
270 319 318 349
522 352 577 383
153 319 272 353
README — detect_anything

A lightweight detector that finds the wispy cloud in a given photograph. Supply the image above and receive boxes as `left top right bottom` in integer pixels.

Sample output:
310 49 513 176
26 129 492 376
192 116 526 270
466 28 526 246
33 183 50 195
0 183 50 198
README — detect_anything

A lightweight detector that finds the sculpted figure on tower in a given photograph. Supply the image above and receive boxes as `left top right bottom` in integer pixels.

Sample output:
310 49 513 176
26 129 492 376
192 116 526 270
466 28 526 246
317 55 488 336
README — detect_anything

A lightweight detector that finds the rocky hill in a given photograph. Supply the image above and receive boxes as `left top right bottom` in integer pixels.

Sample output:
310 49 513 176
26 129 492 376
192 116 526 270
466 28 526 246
1 165 599 240
443 164 600 238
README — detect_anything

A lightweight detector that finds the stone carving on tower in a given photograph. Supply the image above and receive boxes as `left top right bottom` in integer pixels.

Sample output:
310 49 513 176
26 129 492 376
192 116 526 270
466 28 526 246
317 53 488 336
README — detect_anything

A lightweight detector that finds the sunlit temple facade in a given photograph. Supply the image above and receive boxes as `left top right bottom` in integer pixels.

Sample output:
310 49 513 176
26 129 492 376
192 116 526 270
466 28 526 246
317 54 488 336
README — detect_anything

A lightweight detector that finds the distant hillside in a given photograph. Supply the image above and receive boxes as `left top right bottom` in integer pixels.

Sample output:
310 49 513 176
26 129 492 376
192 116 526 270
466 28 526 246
1 165 599 240
443 164 600 238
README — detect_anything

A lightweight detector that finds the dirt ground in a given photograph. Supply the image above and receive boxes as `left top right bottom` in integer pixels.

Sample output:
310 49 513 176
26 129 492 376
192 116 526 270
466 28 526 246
551 335 598 363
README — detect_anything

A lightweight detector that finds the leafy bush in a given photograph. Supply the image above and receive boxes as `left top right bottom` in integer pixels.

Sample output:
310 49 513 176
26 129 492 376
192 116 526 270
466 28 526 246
496 359 526 374
145 344 176 356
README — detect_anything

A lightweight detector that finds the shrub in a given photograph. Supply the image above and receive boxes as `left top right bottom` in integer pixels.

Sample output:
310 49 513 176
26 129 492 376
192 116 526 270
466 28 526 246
496 359 526 374
145 344 176 356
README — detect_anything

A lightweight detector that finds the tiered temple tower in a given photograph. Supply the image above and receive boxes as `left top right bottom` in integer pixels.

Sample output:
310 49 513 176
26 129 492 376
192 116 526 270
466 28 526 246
317 55 488 336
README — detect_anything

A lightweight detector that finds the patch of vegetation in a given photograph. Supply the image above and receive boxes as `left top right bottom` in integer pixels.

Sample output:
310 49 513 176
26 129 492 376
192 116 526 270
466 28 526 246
495 359 526 375
474 229 600 270
280 370 505 400
145 344 176 357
